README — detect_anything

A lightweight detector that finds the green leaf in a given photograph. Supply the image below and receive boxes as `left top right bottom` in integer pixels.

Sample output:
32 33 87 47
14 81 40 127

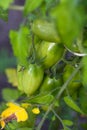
64 96 84 114
62 120 73 126
82 56 87 88
63 126 71 130
0 7 8 21
0 0 14 9
0 103 7 113
2 88 21 101
5 68 18 87
0 49 16 74
45 0 54 9
54 100 59 107
51 0 84 51
52 115 56 121
9 26 31 67
24 0 43 15
79 87 87 114
8 122 15 130
25 94 54 105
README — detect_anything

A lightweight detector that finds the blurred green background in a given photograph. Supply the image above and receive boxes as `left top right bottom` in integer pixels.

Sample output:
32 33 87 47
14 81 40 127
0 0 25 101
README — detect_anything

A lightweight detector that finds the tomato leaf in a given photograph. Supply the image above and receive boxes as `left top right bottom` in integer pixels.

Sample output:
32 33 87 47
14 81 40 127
2 88 21 101
24 0 43 15
45 0 54 9
5 68 18 87
0 0 14 9
63 126 71 130
24 94 54 105
62 120 73 126
79 87 87 114
64 96 84 114
51 0 84 50
0 7 8 21
9 26 31 67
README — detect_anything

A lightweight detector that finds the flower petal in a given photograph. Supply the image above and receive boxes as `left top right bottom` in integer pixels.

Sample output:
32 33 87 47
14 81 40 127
15 108 28 122
0 121 5 129
32 108 40 114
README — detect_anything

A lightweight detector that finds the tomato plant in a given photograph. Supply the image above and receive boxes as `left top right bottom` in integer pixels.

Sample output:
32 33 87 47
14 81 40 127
0 0 87 130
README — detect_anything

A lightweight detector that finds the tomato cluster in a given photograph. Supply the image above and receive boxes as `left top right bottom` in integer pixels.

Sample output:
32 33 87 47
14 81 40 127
15 18 64 96
10 0 87 115
15 17 82 102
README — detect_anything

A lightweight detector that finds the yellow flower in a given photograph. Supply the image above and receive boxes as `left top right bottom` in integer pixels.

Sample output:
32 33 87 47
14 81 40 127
0 121 5 130
32 108 40 114
0 102 28 129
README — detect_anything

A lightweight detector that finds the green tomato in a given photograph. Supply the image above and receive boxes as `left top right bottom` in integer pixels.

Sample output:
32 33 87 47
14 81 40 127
32 19 60 43
40 76 62 94
63 65 81 95
18 64 44 96
37 41 64 68
23 64 44 96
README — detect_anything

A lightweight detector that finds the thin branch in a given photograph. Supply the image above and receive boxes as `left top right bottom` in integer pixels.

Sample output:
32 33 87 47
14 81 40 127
36 103 53 130
51 109 65 129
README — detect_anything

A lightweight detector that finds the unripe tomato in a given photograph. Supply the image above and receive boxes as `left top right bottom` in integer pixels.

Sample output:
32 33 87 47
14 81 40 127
23 64 44 96
17 64 44 96
37 41 64 69
32 19 60 43
40 76 62 94
63 65 81 95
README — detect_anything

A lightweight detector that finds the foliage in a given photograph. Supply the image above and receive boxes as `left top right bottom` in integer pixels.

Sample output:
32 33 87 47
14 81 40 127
0 49 16 74
0 7 8 21
0 0 87 129
0 0 13 9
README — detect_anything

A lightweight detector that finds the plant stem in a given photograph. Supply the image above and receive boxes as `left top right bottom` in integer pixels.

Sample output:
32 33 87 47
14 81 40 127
9 5 24 11
51 109 65 129
36 62 82 130
37 104 53 130
31 34 38 63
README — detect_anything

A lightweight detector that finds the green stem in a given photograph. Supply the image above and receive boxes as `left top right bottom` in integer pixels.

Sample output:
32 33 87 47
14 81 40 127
66 88 70 97
36 62 82 130
31 34 38 63
9 5 24 11
36 103 53 130
51 109 65 129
